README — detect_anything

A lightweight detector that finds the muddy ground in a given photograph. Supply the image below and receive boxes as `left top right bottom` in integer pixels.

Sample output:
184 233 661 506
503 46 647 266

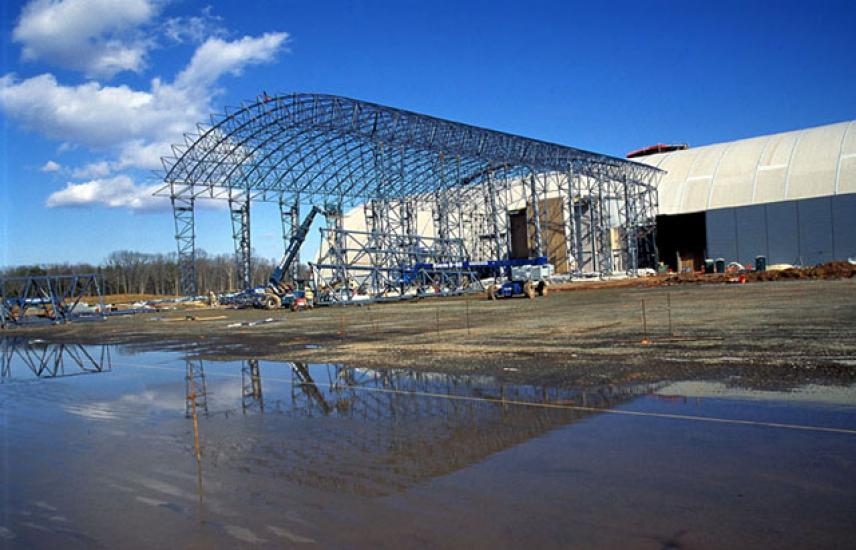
6 278 856 389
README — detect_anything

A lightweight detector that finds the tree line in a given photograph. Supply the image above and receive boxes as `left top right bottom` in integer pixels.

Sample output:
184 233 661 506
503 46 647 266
0 250 293 297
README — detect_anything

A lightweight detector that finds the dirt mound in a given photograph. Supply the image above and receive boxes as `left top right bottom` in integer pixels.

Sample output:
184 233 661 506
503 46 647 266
549 261 856 292
752 261 856 282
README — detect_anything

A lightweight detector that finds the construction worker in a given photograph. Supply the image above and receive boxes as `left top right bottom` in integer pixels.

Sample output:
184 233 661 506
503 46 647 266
304 284 315 309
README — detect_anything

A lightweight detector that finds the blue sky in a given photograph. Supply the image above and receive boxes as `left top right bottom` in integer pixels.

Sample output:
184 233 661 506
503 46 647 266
2 0 856 268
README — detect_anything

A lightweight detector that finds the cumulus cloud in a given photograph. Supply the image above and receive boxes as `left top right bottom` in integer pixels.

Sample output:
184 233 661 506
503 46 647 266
40 159 61 172
176 32 288 88
71 160 112 179
3 2 289 211
0 32 288 154
163 7 225 45
13 0 159 79
46 175 168 210
0 73 197 149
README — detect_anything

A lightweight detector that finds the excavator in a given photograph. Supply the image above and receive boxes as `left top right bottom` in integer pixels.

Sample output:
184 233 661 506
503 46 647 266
256 205 323 310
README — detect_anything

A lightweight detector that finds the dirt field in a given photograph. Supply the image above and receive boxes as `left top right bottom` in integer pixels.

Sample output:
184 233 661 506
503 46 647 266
6 277 856 388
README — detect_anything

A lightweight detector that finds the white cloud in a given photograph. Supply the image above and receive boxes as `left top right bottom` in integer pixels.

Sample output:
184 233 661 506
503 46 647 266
163 7 225 45
0 73 198 149
0 32 288 157
116 139 174 171
13 0 159 79
176 32 288 88
40 159 61 172
2 3 289 212
46 175 168 210
71 160 112 179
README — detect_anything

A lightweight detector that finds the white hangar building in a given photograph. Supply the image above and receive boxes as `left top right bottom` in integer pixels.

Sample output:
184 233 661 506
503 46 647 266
634 120 856 270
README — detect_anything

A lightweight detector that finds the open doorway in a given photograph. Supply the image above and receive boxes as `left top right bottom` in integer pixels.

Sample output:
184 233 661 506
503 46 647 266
509 209 529 259
655 212 706 272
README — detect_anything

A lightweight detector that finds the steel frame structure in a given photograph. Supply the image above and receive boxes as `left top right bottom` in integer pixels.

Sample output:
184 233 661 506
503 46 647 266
1 274 104 327
160 93 662 296
1 338 112 382
312 225 479 301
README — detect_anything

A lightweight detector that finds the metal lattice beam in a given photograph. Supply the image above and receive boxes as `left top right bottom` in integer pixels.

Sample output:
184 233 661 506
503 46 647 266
159 93 663 293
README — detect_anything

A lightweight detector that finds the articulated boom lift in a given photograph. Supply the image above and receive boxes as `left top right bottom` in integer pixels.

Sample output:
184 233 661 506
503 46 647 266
257 205 323 309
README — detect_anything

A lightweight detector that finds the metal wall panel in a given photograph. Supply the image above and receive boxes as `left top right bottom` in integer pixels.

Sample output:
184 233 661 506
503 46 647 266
703 195 856 266
764 201 800 264
797 197 834 265
734 204 768 265
832 194 856 259
705 208 738 261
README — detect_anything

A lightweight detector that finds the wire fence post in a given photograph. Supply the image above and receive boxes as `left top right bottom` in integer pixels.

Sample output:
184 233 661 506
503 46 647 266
641 298 649 344
667 292 673 336
436 307 440 336
465 296 471 336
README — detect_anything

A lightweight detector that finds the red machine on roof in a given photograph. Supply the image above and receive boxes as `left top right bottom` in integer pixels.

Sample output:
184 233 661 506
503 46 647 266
626 143 688 159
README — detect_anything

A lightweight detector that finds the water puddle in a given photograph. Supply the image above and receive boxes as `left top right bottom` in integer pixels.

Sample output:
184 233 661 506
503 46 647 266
2 337 856 548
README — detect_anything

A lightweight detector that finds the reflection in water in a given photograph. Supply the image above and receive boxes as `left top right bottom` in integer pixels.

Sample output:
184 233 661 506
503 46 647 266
196 359 661 496
184 358 208 418
241 359 263 413
0 337 111 381
2 342 856 548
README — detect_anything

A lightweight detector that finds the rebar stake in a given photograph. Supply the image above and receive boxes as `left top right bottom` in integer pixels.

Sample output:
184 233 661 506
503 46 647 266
436 307 440 336
641 298 650 345
465 296 471 336
667 292 673 336
189 392 202 464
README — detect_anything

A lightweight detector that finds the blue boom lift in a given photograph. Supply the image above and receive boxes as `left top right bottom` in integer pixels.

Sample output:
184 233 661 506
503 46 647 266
402 257 553 300
481 257 553 300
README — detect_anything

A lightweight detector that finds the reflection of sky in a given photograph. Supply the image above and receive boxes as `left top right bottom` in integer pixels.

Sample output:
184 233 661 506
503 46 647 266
3 344 856 549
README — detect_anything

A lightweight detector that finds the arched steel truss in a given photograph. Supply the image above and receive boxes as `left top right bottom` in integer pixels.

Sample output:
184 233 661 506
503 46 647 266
159 93 662 296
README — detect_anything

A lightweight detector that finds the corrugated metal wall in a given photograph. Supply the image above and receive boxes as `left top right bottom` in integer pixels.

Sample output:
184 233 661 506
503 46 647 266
705 194 856 265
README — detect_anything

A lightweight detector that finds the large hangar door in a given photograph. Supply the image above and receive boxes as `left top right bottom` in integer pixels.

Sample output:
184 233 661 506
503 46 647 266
656 212 706 271
509 209 529 259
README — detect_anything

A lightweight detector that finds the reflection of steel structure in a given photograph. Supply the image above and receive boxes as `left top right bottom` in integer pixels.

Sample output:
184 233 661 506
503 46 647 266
215 359 659 495
159 93 662 296
185 358 209 418
241 359 264 413
0 274 104 327
0 338 111 381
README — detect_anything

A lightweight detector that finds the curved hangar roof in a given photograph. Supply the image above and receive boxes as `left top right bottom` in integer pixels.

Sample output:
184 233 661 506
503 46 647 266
160 93 658 204
635 119 856 215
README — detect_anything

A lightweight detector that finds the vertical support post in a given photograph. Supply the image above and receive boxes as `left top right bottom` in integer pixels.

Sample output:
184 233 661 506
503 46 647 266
596 177 613 275
588 190 599 273
326 203 347 286
560 168 577 275
487 170 505 260
291 199 300 279
229 194 252 291
280 194 301 280
171 190 197 296
623 173 639 275
572 174 586 274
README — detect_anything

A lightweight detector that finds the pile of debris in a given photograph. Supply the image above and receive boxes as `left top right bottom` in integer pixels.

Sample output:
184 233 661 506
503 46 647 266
753 261 856 281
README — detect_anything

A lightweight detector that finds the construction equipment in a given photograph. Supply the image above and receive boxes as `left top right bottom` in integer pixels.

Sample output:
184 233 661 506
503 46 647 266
257 206 323 309
484 257 554 300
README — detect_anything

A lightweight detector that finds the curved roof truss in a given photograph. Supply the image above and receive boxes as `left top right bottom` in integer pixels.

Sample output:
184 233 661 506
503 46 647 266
159 93 661 204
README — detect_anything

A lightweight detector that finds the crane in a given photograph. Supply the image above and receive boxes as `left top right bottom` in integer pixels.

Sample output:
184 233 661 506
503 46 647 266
257 205 324 309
